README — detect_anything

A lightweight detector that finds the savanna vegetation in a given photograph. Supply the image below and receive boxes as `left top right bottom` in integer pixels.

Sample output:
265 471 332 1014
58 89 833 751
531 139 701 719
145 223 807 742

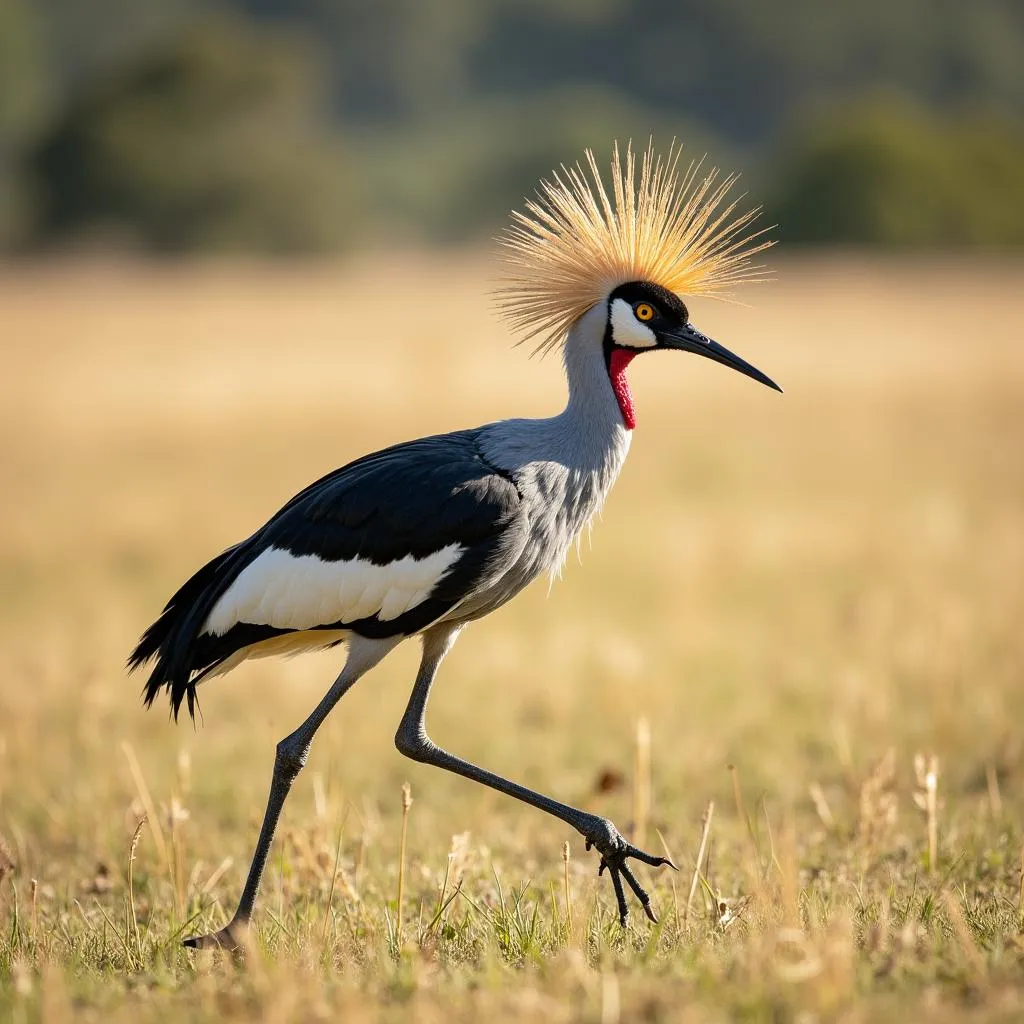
1 255 1022 1021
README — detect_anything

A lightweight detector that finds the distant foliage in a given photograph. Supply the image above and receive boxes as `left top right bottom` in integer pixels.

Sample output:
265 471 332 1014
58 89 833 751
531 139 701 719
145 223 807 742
0 0 52 247
770 103 1024 246
2 0 1023 250
28 16 354 252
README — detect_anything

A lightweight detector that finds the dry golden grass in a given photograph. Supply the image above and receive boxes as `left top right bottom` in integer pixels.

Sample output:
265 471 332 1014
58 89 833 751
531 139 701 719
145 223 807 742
1 254 1023 1022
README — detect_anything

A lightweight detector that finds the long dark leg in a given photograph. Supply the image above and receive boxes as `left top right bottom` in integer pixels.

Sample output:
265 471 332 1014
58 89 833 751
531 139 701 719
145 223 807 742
184 636 398 950
395 626 675 926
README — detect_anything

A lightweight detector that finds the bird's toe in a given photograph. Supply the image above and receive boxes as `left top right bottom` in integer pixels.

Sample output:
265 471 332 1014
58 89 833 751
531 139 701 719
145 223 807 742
183 921 248 952
581 820 674 928
623 841 678 872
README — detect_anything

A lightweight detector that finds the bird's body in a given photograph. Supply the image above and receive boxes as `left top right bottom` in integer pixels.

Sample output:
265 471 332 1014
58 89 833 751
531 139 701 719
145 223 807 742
137 308 631 717
130 143 779 949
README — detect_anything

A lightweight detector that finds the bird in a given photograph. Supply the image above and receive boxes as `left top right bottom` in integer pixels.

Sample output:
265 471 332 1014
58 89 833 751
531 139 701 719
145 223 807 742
129 141 779 950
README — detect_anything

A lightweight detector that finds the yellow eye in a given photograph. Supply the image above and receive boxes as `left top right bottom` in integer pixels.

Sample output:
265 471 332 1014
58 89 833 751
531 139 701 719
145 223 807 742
634 303 654 322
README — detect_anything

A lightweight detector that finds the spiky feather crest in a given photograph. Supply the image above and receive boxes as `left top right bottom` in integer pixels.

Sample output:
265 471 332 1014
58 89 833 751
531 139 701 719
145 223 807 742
496 141 773 354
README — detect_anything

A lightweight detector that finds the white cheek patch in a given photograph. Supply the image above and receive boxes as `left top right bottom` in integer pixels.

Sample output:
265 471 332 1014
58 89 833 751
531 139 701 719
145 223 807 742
203 544 464 635
610 298 658 349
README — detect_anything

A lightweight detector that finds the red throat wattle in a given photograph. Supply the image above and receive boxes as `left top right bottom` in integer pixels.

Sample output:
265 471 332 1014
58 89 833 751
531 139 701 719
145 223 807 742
608 349 637 430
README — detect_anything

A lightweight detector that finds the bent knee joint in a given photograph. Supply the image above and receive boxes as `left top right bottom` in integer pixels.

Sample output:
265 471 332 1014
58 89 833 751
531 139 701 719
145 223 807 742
275 738 308 780
395 723 434 762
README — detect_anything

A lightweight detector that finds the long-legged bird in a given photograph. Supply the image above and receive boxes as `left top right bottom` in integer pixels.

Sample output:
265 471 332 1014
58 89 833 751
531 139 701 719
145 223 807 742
130 142 780 949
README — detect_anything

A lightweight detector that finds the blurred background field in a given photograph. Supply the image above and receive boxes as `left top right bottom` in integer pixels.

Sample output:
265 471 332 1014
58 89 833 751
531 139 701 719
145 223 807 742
2 0 1024 1020
1 256 1023 1021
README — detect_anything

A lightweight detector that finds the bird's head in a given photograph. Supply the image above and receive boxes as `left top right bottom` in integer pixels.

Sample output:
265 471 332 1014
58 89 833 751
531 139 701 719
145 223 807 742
497 142 780 427
605 279 778 388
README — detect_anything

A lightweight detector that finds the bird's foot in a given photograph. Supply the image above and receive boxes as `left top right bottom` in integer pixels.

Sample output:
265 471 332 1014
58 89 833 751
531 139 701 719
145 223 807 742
582 817 676 928
183 918 249 953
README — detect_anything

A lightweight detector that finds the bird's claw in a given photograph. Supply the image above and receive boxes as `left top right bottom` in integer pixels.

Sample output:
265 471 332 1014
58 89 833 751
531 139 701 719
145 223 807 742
583 819 676 928
182 920 248 953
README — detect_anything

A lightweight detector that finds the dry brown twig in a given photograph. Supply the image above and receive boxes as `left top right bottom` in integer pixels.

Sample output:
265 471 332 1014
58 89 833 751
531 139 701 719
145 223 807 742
685 801 714 924
632 716 651 848
396 782 413 947
858 748 898 865
913 753 939 874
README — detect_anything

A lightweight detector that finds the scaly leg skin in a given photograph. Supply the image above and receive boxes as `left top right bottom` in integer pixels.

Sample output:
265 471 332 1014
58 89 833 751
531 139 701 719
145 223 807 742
581 816 675 926
184 919 249 952
397 627 677 927
182 637 398 952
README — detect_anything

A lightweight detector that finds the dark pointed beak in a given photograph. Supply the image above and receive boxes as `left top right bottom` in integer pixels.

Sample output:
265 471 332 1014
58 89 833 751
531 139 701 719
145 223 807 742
660 323 782 393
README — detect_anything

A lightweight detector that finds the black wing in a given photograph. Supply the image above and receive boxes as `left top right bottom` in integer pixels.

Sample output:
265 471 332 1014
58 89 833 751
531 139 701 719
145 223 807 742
130 429 524 719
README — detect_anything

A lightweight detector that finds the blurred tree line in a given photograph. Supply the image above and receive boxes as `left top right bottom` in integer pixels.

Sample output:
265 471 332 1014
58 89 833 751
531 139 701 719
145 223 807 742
1 0 1022 252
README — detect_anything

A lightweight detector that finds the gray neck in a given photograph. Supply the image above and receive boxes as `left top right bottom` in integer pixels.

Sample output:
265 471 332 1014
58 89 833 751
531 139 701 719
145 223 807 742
482 303 630 501
560 305 631 452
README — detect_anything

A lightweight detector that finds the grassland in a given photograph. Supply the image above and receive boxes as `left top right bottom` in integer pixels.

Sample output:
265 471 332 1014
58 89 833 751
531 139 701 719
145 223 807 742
1 255 1023 1022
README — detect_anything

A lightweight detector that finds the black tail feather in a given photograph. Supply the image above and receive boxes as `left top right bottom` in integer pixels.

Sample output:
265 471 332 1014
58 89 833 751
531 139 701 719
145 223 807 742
128 544 243 720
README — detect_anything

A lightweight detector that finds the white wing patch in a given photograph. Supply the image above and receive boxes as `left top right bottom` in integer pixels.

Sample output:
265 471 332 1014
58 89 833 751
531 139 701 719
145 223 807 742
610 298 658 349
203 544 464 636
